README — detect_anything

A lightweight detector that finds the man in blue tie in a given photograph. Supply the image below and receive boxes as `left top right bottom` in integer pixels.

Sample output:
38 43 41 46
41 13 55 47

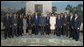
32 12 39 35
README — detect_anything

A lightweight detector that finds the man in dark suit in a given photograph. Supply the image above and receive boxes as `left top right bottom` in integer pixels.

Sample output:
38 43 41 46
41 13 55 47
17 14 20 36
12 13 18 37
73 12 81 41
3 13 11 39
68 12 75 38
56 14 62 36
20 14 23 36
60 13 64 35
39 15 46 35
32 12 39 35
18 14 23 36
9 13 13 38
63 12 69 37
32 15 35 34
46 14 50 35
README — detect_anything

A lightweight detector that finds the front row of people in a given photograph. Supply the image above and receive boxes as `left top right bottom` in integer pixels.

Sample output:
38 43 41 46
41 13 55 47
3 11 81 41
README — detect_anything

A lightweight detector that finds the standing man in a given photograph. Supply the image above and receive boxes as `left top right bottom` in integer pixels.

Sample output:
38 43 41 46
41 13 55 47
18 14 23 36
46 13 50 35
60 13 64 35
39 13 46 35
73 12 81 41
26 15 29 34
9 13 13 38
3 13 11 39
12 13 18 37
68 11 75 38
56 14 62 36
17 14 20 36
32 12 39 35
63 12 69 37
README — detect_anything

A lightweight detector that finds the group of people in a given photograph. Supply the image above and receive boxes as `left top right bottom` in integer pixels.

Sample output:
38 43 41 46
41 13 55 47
3 11 81 41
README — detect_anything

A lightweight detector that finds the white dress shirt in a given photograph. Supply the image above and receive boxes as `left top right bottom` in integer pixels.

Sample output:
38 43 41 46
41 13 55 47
75 16 78 20
70 16 73 20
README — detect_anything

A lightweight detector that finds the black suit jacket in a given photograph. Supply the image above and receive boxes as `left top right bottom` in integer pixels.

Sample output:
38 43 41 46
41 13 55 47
63 15 69 25
3 16 11 28
74 16 81 29
11 16 18 26
68 16 75 27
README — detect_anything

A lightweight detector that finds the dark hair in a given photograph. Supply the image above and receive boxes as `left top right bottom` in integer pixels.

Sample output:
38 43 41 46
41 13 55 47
58 14 60 15
70 10 72 13
61 13 63 14
51 13 54 15
34 12 38 16
64 12 67 14
70 11 73 14
5 12 10 16
6 12 10 14
75 11 78 14
54 13 57 15
13 13 16 15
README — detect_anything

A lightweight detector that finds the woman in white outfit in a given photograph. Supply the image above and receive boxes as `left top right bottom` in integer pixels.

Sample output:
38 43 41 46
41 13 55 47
50 13 56 35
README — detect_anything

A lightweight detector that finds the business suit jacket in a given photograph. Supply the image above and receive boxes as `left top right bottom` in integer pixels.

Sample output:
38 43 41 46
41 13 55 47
19 18 23 27
63 15 69 25
56 18 62 28
46 16 50 25
4 16 11 28
32 16 39 26
61 15 64 26
74 16 81 29
68 16 75 27
12 16 18 26
39 16 46 26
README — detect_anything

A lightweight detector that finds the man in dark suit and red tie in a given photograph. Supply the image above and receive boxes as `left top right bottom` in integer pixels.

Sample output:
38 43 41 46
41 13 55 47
73 12 81 41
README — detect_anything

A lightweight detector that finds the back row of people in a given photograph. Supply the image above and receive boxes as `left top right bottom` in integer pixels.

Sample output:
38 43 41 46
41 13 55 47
3 11 81 41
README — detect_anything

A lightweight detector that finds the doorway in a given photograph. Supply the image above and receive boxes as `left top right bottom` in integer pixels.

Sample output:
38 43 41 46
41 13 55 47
35 4 43 14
